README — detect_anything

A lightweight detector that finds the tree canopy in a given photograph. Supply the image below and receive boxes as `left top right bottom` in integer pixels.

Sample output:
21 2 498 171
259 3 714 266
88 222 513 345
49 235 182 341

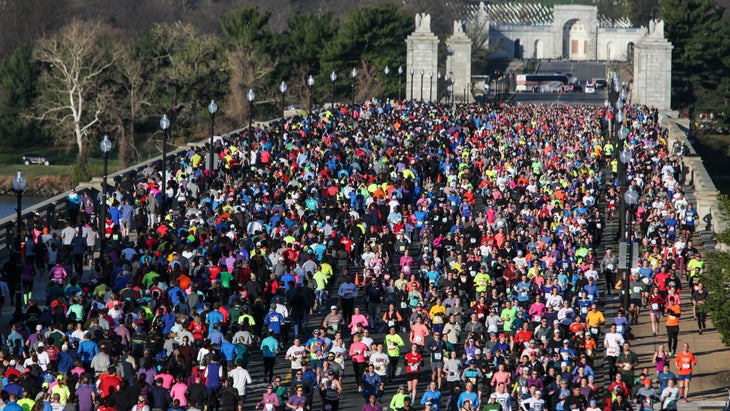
699 194 730 346
661 0 730 116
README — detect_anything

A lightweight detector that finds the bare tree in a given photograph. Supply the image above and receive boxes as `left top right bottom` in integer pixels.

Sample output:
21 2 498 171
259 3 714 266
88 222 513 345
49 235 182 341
33 19 116 161
355 60 383 103
225 44 276 128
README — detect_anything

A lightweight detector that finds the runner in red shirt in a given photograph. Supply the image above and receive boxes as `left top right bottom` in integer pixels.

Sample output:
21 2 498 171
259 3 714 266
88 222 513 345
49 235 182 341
404 344 423 401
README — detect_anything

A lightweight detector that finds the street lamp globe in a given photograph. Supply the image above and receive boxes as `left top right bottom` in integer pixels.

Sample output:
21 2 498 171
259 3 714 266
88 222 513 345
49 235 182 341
12 170 27 192
384 66 390 76
160 114 170 131
624 185 639 206
351 68 357 79
398 66 403 75
279 81 288 94
410 68 414 75
330 71 337 82
307 75 315 88
247 89 256 102
100 134 112 154
208 99 218 115
619 147 631 164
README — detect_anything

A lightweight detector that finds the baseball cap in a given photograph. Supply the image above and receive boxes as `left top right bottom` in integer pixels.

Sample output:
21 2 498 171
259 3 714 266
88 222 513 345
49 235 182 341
330 305 337 310
644 378 652 385
490 393 497 399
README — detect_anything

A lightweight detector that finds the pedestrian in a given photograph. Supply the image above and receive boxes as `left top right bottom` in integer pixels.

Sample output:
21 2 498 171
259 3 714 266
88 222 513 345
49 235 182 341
664 299 681 356
674 343 696 402
261 331 280 384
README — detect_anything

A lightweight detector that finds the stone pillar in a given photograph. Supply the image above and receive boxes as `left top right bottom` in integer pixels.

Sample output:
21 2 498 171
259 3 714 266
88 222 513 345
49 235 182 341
446 21 472 103
406 13 439 102
633 20 673 110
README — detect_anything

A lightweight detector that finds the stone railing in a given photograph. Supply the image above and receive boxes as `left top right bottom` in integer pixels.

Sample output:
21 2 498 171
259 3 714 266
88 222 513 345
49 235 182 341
662 117 724 250
0 119 276 264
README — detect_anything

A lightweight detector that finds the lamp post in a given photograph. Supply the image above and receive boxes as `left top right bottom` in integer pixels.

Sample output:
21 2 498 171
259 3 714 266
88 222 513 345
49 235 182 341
159 114 170 217
437 72 442 102
428 71 434 102
618 145 637 312
384 66 390 100
409 68 414 101
398 66 403 101
307 75 315 111
247 89 255 135
99 135 112 254
350 68 357 106
444 75 449 104
463 85 467 104
207 99 217 173
12 170 26 316
330 70 337 109
279 81 287 120
448 71 454 105
419 70 424 101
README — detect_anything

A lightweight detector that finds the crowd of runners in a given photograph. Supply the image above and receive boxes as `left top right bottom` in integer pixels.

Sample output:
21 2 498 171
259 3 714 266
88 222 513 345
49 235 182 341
0 97 704 411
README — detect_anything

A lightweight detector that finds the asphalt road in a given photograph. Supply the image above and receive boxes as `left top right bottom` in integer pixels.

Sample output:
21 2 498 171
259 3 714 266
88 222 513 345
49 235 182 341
534 61 607 84
511 90 608 105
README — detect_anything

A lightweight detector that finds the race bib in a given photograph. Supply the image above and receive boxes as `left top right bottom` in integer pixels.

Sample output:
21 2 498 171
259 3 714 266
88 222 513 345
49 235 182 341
434 353 442 361
433 316 443 324
471 238 476 244
410 363 418 371
479 281 487 287
415 335 422 343
533 315 541 322
607 346 617 356
388 320 395 327
388 345 396 351
651 303 659 310
616 325 624 333
596 223 602 229
607 264 614 270
633 286 642 293
682 363 690 369
270 317 279 322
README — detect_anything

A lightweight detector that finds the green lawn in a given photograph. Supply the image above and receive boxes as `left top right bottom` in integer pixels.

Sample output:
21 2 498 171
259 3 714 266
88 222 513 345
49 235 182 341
0 146 122 178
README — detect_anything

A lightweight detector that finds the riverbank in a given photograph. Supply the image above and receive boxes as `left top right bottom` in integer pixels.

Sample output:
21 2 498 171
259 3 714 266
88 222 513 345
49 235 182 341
0 174 71 197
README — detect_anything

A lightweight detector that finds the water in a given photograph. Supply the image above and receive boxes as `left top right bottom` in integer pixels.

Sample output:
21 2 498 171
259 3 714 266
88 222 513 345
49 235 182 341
0 196 50 220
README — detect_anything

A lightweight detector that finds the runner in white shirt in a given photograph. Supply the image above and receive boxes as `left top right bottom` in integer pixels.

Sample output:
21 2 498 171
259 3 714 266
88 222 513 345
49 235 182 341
368 343 390 378
285 337 307 374
229 361 252 402
603 324 625 379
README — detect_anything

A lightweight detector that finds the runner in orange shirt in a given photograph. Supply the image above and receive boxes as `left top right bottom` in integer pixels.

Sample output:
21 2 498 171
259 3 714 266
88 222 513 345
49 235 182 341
674 343 697 402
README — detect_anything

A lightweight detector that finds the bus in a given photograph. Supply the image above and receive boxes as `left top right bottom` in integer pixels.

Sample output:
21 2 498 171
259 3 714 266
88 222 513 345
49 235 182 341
515 74 570 93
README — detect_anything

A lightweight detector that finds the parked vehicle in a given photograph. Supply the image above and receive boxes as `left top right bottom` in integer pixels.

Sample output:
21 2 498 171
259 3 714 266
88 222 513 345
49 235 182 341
21 154 51 166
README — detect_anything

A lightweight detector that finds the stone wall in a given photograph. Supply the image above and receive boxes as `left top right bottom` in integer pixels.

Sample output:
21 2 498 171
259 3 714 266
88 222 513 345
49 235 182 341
662 118 726 246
